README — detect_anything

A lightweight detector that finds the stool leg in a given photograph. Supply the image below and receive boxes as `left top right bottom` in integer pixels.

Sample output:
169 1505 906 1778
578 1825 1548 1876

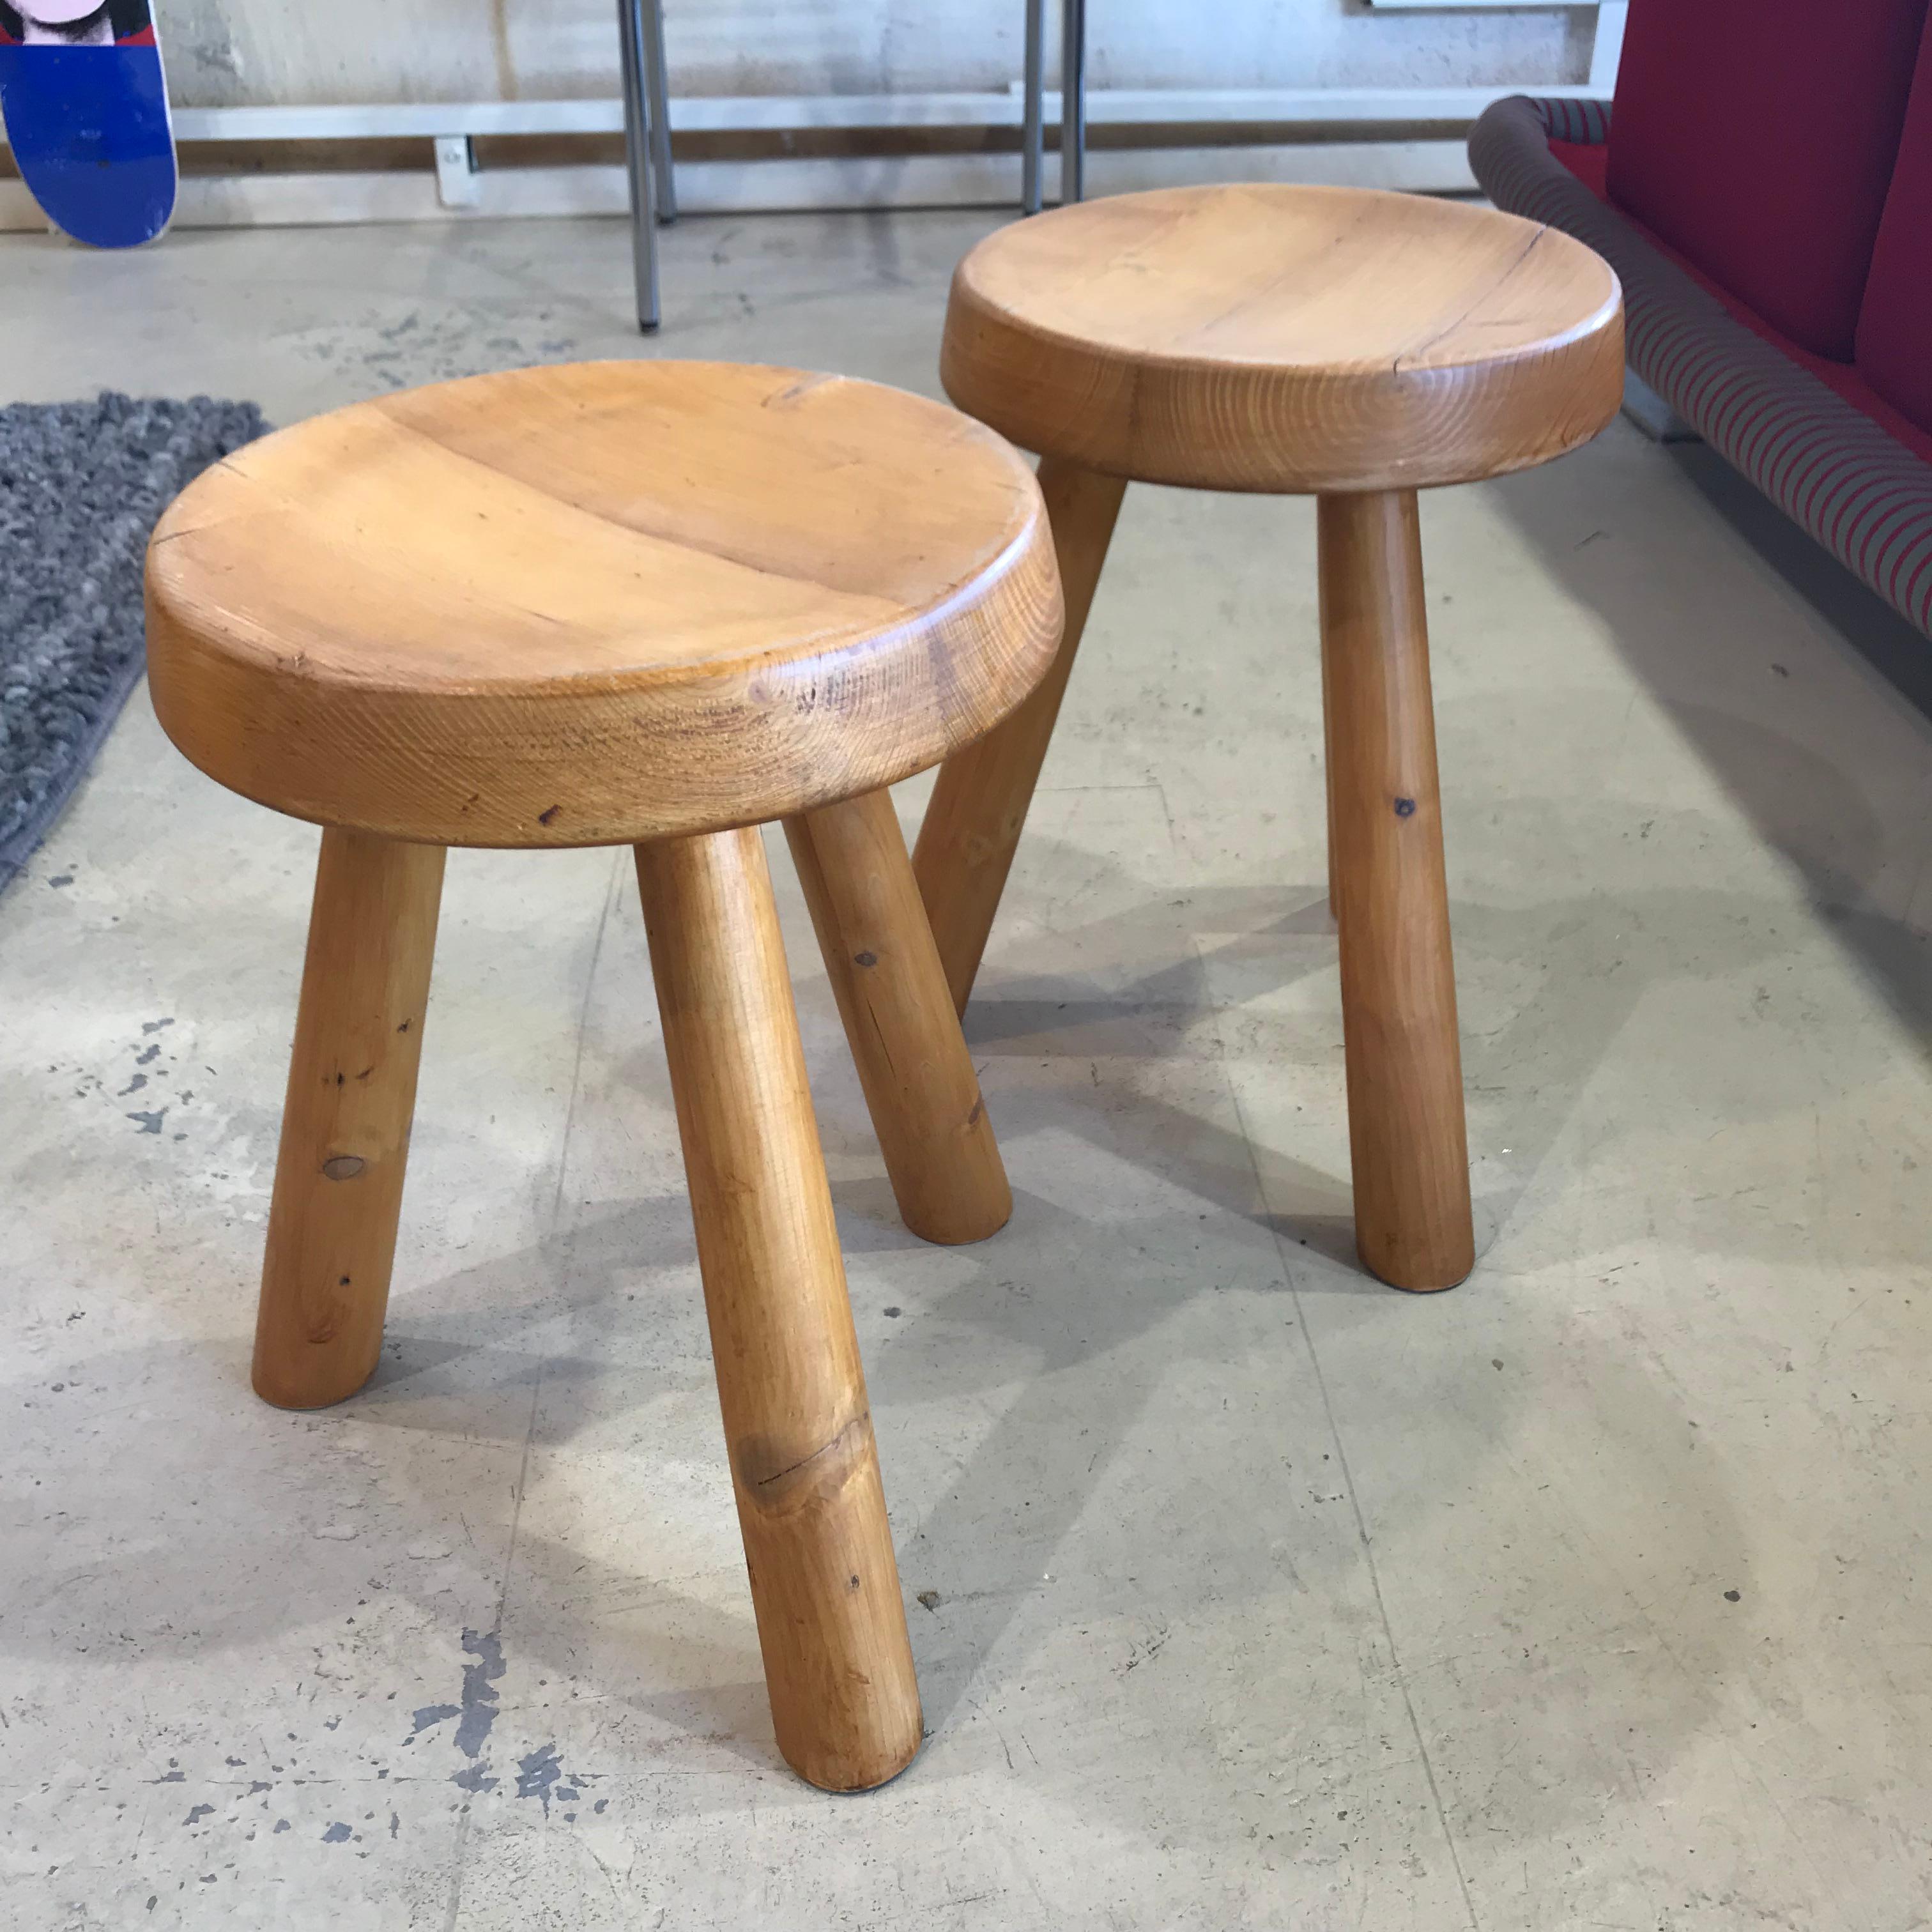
1322 598 1340 923
254 830 445 1409
635 827 923 1792
912 457 1126 1013
1319 490 1475 1292
786 788 1011 1246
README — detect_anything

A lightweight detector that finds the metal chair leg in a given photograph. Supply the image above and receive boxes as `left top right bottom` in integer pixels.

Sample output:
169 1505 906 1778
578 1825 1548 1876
617 0 662 332
1060 0 1087 205
1022 0 1046 215
643 0 677 224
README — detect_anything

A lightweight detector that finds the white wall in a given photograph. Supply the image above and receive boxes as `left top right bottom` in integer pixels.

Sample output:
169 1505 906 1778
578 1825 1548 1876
159 0 1593 110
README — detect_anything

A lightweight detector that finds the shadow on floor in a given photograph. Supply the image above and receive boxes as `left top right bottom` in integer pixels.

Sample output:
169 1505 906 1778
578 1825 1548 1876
1496 438 1932 1055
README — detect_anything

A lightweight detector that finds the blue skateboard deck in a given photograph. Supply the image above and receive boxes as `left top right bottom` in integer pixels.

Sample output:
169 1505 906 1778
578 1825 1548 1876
0 1 175 249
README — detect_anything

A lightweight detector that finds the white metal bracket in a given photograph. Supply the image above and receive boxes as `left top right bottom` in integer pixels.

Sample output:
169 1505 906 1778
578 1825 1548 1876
434 135 481 208
1621 371 1702 444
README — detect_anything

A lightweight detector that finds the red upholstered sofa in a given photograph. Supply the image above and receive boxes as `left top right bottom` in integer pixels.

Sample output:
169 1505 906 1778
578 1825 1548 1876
1470 0 1932 639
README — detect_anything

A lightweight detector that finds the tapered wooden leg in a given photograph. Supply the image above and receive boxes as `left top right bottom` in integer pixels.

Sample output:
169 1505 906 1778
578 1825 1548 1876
786 789 1011 1245
635 827 923 1791
1322 596 1340 923
1325 767 1339 921
1319 490 1475 1292
254 830 445 1409
912 456 1127 1013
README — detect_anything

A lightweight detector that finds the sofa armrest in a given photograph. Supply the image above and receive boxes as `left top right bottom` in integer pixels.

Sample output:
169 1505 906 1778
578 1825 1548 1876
1471 94 1932 645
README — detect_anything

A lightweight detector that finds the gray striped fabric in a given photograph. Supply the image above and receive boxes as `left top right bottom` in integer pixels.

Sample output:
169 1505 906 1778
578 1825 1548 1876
1471 95 1932 642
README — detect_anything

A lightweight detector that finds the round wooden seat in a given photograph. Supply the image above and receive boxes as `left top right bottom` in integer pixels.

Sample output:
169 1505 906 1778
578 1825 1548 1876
942 183 1625 493
146 360 1060 847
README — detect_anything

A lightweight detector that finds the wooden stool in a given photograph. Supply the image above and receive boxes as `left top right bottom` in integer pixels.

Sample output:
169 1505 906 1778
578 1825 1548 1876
920 184 1624 1292
143 360 1061 1792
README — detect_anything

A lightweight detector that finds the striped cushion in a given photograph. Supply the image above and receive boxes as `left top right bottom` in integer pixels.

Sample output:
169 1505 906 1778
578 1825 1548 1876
1471 96 1932 643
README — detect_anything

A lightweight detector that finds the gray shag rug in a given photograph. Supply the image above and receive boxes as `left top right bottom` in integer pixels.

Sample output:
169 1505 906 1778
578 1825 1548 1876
1 391 266 889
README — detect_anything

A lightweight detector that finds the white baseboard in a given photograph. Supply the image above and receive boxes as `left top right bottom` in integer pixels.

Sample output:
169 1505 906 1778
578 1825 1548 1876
0 139 1476 233
48 83 1600 144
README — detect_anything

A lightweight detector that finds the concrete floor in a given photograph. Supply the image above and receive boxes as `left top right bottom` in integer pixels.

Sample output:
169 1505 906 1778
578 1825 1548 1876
4 207 1932 1931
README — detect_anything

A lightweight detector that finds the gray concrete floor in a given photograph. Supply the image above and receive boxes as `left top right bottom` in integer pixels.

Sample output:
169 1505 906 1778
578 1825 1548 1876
4 208 1932 1931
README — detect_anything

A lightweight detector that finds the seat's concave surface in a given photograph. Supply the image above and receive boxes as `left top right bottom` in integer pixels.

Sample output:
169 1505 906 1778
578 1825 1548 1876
942 183 1626 493
145 361 1062 846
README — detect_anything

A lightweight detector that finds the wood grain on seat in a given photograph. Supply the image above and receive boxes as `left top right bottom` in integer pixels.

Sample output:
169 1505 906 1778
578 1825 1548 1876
146 360 1062 847
942 183 1625 493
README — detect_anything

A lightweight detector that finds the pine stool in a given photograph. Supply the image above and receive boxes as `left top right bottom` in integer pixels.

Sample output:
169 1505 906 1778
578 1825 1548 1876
919 185 1623 1292
143 361 1061 1792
